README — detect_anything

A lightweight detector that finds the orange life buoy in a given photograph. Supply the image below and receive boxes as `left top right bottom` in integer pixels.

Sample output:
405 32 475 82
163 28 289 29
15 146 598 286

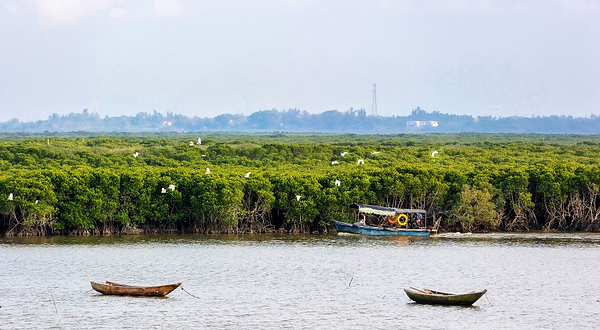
387 215 396 224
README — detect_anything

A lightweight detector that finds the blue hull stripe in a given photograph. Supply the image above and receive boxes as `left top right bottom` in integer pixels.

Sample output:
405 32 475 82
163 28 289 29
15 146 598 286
332 220 431 237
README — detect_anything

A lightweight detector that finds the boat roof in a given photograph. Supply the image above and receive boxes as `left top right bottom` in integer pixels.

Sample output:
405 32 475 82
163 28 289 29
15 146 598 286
350 203 426 215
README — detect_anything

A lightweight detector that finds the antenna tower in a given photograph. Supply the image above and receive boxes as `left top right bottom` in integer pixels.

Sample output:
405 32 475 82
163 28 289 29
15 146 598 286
371 83 377 116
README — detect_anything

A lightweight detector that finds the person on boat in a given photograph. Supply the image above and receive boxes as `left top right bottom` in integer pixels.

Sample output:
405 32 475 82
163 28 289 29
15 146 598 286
406 214 416 228
353 213 366 227
415 213 423 228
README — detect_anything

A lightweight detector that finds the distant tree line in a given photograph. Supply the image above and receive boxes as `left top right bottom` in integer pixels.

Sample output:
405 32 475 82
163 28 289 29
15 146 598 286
1 107 600 133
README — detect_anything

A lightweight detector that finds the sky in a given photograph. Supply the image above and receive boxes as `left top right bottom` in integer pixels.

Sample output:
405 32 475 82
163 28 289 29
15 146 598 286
0 0 599 122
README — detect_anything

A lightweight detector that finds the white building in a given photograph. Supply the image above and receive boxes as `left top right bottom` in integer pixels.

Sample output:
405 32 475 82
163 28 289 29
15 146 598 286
406 120 439 128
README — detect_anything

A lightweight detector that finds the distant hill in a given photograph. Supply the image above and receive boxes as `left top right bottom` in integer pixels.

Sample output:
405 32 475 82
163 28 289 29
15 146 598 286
1 107 599 133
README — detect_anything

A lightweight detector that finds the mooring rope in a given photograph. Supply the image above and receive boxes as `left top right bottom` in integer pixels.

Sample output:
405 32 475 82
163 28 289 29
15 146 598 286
484 292 494 307
181 286 201 299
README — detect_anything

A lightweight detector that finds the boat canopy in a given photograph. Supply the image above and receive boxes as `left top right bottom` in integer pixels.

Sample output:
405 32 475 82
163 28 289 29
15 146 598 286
350 203 426 215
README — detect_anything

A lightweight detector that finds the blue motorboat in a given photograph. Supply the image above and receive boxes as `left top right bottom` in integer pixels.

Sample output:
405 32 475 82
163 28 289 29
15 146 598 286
332 203 436 237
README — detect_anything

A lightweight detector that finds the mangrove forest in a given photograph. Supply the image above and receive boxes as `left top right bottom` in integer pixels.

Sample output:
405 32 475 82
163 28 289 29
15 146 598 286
1 133 600 236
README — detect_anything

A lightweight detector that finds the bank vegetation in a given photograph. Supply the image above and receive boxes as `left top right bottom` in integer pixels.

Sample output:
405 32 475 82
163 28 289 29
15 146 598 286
1 133 599 235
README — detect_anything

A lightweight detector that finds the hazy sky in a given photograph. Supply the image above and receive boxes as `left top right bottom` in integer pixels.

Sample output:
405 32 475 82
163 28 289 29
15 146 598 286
1 0 599 122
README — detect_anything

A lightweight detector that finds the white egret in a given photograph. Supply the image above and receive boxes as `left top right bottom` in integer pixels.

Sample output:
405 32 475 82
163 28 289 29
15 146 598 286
331 161 339 165
296 195 301 201
189 141 194 146
431 150 438 157
168 184 176 191
161 188 167 194
334 180 341 186
35 200 39 204
372 151 381 155
133 152 139 158
197 138 202 145
206 168 211 174
201 154 206 157
244 172 251 178
341 152 348 157
8 193 13 201
357 159 364 165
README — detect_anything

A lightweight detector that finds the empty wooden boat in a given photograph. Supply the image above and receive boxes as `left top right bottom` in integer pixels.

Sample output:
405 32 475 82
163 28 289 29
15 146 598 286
404 287 487 306
91 281 181 297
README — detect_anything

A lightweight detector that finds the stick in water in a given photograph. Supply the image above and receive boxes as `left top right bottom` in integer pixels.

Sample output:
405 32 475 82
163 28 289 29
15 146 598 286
348 277 353 288
51 293 58 314
50 293 64 330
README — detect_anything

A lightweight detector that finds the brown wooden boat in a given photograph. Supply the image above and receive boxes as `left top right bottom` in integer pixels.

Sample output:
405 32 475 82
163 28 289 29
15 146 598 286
404 287 487 306
91 281 181 297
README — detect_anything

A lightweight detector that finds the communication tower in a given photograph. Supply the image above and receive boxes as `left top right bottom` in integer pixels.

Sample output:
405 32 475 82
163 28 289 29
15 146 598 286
372 83 377 116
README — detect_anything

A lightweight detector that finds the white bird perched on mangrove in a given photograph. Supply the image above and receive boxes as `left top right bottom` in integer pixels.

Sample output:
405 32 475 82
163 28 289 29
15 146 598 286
341 152 348 157
35 200 39 204
431 150 438 157
133 152 139 158
168 184 176 191
334 180 341 186
189 141 194 146
357 159 364 165
201 154 206 157
331 161 339 165
372 151 381 155
197 137 202 145
296 195 301 201
206 168 211 174
161 188 167 194
8 193 13 201
244 172 251 178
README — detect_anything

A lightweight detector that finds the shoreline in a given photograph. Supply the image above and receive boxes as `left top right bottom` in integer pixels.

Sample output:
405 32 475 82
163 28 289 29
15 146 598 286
2 226 598 238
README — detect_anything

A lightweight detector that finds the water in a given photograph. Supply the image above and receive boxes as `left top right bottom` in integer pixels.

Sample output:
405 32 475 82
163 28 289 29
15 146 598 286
1 233 599 330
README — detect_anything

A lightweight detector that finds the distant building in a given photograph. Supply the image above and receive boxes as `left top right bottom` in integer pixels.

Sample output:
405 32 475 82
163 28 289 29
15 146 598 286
162 121 173 126
406 120 439 128
349 107 367 118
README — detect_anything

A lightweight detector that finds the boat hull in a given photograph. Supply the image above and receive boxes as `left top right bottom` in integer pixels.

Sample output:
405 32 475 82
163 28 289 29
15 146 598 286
91 281 181 297
332 220 431 237
404 288 487 306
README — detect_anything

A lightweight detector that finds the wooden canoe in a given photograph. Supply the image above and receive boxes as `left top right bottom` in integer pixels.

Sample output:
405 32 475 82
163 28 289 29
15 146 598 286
91 281 181 297
404 287 487 306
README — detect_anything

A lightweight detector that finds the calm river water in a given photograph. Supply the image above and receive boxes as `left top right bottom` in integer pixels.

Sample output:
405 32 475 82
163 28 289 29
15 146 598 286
1 233 599 330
